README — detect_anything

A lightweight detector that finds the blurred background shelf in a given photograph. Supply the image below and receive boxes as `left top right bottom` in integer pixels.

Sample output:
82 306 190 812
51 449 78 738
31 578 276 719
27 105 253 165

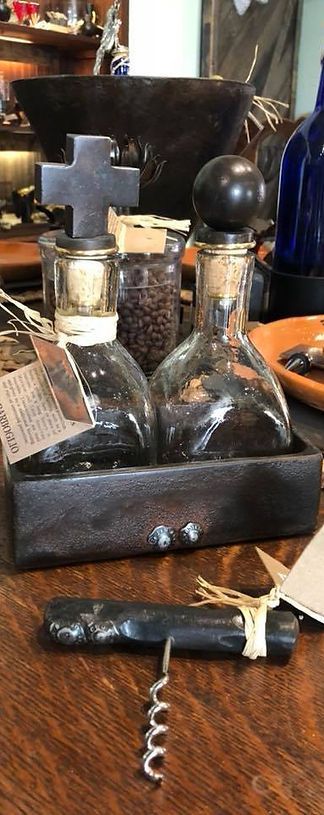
0 21 99 51
0 124 37 150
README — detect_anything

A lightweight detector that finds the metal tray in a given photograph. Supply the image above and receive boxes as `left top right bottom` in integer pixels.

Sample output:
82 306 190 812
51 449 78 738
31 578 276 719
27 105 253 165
5 433 322 570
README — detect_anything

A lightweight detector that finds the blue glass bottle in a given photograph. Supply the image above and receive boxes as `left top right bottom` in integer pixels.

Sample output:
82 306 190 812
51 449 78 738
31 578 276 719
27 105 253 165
274 57 324 277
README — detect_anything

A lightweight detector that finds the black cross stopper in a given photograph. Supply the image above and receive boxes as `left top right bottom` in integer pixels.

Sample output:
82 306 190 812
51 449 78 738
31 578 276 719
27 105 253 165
35 134 140 239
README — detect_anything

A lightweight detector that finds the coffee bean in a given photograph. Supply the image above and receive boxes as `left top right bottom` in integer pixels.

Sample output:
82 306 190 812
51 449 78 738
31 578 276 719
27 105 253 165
117 243 184 375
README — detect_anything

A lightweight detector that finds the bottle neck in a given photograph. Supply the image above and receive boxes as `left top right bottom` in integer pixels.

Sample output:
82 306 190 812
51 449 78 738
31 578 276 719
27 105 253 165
194 248 254 339
54 248 119 344
55 249 119 317
315 58 324 110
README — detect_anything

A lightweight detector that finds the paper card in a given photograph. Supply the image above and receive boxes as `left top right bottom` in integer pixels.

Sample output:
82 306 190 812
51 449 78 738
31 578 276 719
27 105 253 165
108 208 167 254
32 336 94 425
279 524 324 623
0 360 91 464
120 226 167 254
255 548 289 587
256 523 324 623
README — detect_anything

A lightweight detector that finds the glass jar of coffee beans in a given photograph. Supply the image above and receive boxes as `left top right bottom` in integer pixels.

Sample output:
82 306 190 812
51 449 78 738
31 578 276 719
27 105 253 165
117 231 185 375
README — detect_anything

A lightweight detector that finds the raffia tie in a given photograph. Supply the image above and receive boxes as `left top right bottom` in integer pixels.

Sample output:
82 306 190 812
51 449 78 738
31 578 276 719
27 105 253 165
0 290 117 347
193 577 281 660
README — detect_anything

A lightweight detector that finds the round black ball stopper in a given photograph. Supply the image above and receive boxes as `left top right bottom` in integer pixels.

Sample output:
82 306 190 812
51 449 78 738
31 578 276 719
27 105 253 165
192 155 266 230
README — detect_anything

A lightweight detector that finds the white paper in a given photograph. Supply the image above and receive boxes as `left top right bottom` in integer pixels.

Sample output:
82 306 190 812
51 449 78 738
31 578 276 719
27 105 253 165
0 361 90 464
256 523 324 624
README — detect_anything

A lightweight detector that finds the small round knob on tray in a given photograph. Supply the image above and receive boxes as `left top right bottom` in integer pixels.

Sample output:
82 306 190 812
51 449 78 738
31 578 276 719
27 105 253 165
192 155 266 231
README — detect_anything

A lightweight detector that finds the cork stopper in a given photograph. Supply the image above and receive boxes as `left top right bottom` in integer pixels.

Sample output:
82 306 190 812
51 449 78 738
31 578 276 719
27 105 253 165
203 251 248 299
64 259 107 310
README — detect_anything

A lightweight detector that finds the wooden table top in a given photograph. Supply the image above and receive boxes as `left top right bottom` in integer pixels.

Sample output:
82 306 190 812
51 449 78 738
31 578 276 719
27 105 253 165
0 470 323 815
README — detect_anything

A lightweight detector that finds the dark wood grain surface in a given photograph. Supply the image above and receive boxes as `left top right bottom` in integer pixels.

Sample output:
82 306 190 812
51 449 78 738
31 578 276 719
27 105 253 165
0 464 323 815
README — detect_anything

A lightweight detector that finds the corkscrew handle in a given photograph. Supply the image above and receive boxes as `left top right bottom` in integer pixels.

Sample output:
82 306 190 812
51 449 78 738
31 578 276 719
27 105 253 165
44 597 299 657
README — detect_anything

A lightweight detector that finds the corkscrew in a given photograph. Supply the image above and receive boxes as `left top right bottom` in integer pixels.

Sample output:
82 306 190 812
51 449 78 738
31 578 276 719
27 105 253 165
279 344 324 376
44 597 299 784
143 637 171 783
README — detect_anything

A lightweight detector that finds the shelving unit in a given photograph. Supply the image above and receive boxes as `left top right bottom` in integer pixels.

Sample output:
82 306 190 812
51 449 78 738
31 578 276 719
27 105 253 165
0 21 99 52
0 5 129 215
0 124 36 151
0 21 101 194
0 21 99 77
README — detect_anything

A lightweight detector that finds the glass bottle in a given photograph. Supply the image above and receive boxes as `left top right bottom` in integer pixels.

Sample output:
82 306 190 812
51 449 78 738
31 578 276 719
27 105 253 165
273 56 324 277
38 230 60 322
150 156 292 465
27 234 156 475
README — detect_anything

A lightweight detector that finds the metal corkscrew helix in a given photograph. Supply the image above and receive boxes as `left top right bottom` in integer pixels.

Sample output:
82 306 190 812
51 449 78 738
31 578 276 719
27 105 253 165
143 637 172 783
44 597 299 784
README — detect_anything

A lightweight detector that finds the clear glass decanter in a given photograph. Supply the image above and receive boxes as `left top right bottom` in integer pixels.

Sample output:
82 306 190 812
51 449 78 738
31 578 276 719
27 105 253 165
27 234 156 474
150 156 292 464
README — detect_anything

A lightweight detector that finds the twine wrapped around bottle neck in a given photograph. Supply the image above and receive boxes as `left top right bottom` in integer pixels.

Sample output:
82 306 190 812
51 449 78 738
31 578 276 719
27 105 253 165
192 577 281 660
0 289 117 348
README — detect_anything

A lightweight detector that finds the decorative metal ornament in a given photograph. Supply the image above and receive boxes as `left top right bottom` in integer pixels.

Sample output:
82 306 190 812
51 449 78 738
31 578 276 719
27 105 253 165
179 522 203 546
147 525 176 551
93 0 122 76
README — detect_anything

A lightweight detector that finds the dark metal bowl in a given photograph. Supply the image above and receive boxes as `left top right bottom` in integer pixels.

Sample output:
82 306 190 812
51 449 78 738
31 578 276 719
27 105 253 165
13 75 254 219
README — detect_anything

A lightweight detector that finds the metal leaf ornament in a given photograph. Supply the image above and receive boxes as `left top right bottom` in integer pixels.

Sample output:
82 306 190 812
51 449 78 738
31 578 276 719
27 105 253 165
111 136 166 190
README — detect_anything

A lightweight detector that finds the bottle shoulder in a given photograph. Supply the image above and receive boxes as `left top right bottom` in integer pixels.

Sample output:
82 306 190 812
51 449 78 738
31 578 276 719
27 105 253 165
150 331 289 415
69 340 151 402
283 110 324 161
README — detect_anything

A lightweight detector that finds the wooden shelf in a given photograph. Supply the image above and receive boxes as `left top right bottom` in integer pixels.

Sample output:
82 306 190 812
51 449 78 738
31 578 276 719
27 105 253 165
0 124 37 150
0 21 99 52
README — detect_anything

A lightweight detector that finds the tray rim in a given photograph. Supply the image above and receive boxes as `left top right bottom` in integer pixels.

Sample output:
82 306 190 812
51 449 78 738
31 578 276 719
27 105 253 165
7 432 322 485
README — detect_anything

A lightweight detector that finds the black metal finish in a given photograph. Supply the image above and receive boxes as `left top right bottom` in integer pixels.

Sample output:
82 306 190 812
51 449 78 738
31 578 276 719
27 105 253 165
280 345 324 376
55 233 116 251
192 155 265 232
13 76 255 220
5 434 322 570
285 353 311 375
35 133 139 239
44 597 299 657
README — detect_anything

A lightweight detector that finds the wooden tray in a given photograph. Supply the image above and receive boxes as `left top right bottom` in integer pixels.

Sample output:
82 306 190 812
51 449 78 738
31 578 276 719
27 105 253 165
250 316 324 411
5 433 322 570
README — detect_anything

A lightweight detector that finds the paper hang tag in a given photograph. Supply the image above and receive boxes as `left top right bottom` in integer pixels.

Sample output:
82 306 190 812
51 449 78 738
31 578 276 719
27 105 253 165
255 548 289 587
108 208 190 254
32 336 94 424
0 361 92 464
120 224 167 254
256 523 324 624
0 339 94 465
108 208 167 254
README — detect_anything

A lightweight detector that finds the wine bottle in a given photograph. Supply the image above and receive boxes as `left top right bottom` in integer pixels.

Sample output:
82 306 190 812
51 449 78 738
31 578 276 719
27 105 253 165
274 56 324 277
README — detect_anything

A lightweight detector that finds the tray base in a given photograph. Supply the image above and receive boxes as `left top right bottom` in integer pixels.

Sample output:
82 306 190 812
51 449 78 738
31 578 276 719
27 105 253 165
5 433 322 570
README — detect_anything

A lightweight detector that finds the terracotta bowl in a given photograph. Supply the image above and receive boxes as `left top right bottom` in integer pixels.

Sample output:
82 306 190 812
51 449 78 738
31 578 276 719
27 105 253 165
250 316 324 411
